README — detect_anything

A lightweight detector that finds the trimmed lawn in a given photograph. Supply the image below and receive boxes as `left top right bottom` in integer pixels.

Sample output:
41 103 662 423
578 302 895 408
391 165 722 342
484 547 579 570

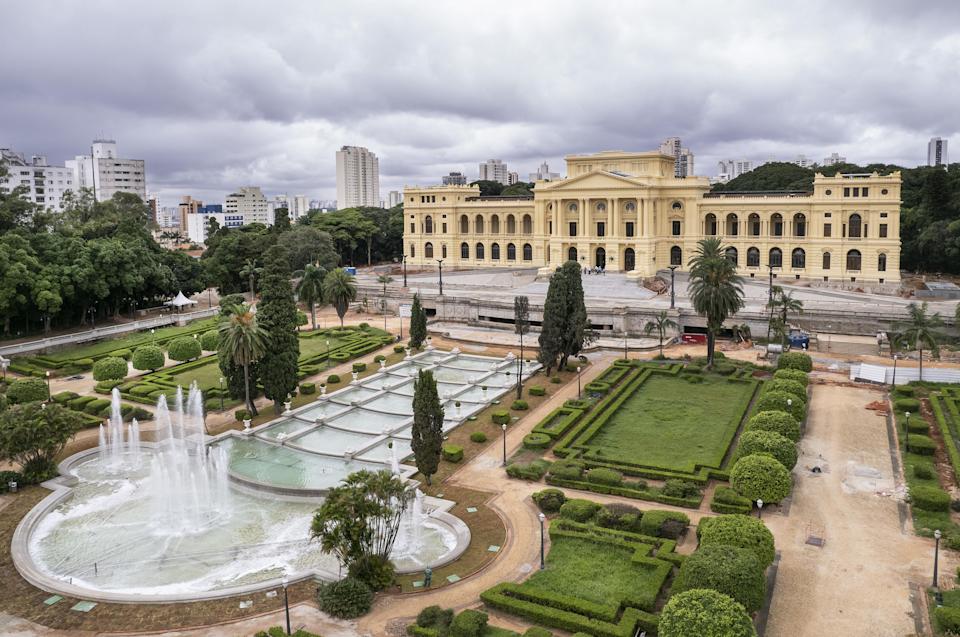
297 334 352 361
169 356 224 389
584 373 754 472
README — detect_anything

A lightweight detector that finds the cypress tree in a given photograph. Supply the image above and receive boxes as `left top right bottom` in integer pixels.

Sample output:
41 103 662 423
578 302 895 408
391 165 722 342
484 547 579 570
538 266 567 375
411 369 444 485
256 245 301 414
558 261 591 369
408 293 427 349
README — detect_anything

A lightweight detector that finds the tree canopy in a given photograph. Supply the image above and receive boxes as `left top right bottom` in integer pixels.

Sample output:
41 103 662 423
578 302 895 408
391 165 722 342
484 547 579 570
305 206 402 266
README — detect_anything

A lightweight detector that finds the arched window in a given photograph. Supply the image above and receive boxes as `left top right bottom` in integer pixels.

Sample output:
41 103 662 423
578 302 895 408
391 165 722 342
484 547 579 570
460 215 469 233
441 244 447 259
672 201 683 211
878 252 887 272
568 202 578 213
848 214 862 238
822 252 831 270
522 214 533 234
726 214 739 236
475 215 485 234
748 213 761 236
625 202 636 213
410 244 415 258
670 245 682 266
424 242 433 258
475 243 485 260
705 213 717 236
846 249 861 270
568 246 578 262
771 213 783 237
460 242 469 259
506 215 516 234
769 247 783 268
507 243 516 260
523 243 533 260
491 242 500 260
595 247 606 269
793 213 806 237
624 248 635 271
596 201 606 212
791 248 805 268
725 246 738 265
491 214 500 234
424 215 433 234
747 247 760 267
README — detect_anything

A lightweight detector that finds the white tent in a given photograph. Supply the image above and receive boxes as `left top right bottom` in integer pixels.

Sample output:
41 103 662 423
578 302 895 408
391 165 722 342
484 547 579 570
165 291 198 312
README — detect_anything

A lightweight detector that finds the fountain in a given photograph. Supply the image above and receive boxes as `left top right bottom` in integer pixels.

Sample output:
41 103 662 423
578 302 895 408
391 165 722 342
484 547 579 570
390 441 401 475
98 388 142 471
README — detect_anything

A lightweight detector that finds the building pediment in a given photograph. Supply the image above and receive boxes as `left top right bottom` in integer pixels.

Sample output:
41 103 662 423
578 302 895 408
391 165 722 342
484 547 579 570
537 171 646 193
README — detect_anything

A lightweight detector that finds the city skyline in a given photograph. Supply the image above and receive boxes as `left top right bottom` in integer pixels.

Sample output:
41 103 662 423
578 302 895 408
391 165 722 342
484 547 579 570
1 1 958 204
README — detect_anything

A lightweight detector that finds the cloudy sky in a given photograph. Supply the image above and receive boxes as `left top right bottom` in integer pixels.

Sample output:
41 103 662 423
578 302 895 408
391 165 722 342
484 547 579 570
2 1 958 206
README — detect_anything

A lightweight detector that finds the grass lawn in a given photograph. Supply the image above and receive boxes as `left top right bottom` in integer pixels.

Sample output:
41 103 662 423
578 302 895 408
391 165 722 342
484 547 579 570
584 373 754 472
168 356 224 389
297 334 352 361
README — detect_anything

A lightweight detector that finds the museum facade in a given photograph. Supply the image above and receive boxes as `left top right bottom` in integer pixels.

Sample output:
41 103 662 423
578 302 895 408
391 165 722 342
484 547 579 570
403 149 901 283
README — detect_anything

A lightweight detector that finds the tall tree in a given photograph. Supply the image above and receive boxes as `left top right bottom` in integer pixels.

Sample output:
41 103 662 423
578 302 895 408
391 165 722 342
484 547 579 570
218 303 268 416
239 258 262 301
256 245 301 414
409 293 427 349
557 261 592 370
514 295 529 399
893 302 944 380
377 274 393 296
644 310 679 358
411 369 444 485
0 402 85 480
322 268 358 327
767 286 804 347
688 238 745 368
538 265 568 375
297 263 326 330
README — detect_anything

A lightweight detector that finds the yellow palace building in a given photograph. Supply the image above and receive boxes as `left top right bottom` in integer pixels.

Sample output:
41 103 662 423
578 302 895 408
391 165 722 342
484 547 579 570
403 149 901 284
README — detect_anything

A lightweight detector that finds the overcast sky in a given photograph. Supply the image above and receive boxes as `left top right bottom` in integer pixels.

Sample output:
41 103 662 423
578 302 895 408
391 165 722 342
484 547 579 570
2 1 958 206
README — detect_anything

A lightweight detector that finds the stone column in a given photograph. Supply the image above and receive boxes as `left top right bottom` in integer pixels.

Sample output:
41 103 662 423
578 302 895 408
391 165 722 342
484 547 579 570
609 198 617 237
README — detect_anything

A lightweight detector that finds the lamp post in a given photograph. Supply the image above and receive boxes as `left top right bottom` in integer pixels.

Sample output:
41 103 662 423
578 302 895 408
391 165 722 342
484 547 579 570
623 329 628 362
934 529 942 587
325 339 330 370
1 357 8 382
668 265 678 309
45 371 51 403
219 377 225 411
436 259 444 296
88 305 96 329
756 498 764 519
150 328 155 345
402 254 408 288
539 512 546 569
281 575 291 635
905 411 911 449
577 366 582 399
501 423 508 466
892 354 899 387
765 264 774 343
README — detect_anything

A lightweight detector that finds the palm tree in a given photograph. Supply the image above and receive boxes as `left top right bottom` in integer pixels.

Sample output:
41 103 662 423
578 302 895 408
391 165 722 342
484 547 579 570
218 304 268 417
768 287 804 347
688 238 745 368
893 302 943 381
377 274 394 296
297 264 326 330
323 268 358 327
644 310 678 358
239 258 262 302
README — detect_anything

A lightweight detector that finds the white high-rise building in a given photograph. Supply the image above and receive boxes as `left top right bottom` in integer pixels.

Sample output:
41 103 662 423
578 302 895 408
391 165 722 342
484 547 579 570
659 137 695 177
442 172 467 186
291 195 309 220
388 190 403 207
65 139 146 202
0 149 76 212
716 159 755 182
225 186 272 225
529 161 560 182
822 152 847 166
335 146 380 208
478 159 510 185
928 137 949 167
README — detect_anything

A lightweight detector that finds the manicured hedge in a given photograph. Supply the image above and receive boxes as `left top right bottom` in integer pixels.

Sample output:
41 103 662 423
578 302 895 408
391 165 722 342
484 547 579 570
300 382 316 394
906 434 936 456
492 410 510 425
671 543 765 612
532 488 567 513
132 346 165 372
730 454 792 503
658 589 756 637
52 391 78 404
736 430 797 469
506 459 551 481
374 354 386 363
746 410 801 442
584 381 610 395
327 374 341 384
532 408 583 440
773 368 809 386
892 385 915 397
935 606 960 634
353 362 367 373
394 344 406 353
200 329 220 351
442 444 464 463
511 399 529 410
529 386 546 397
92 356 128 381
893 397 921 413
765 378 806 402
167 336 202 362
710 485 752 514
777 351 812 372
469 431 487 443
558 498 601 522
698 514 776 567
755 390 805 422
639 509 689 538
545 475 702 509
586 467 622 486
523 433 551 449
911 484 951 512
7 377 48 403
94 379 125 394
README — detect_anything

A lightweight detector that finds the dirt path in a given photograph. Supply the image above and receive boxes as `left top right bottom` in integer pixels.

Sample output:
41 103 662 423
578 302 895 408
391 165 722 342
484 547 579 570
764 383 949 636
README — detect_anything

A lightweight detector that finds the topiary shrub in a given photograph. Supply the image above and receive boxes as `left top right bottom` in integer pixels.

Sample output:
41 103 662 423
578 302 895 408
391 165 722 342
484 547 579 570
639 509 689 539
532 488 567 513
167 336 202 362
658 589 757 637
235 409 251 422
0 470 24 493
523 432 551 449
711 485 753 514
766 378 806 402
52 391 78 404
113 348 133 361
316 577 372 618
469 431 487 443
777 351 812 372
200 329 220 351
548 459 584 480
7 377 48 404
935 606 960 634
300 382 316 394
442 444 464 463
393 344 406 353
558 498 601 522
906 418 930 434
671 544 765 612
522 627 553 637
907 434 936 455
773 368 808 387
492 410 510 425
74 358 94 370
448 608 488 637
84 398 111 415
894 397 921 413
586 467 622 486
755 390 805 422
893 385 915 398
353 362 367 373
550 375 561 384
911 484 951 512
913 463 934 480
736 430 798 469
132 346 165 372
597 502 642 531
731 454 792 503
92 356 128 381
416 606 455 633
374 354 386 363
505 459 551 481
94 379 125 394
662 479 700 498
511 399 529 410
327 374 341 384
698 514 776 568
746 410 801 442
529 386 546 397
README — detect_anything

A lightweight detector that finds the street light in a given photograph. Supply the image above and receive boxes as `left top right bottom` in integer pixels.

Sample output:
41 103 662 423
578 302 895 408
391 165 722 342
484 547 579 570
501 423 508 466
756 498 764 519
1 357 8 382
436 259 444 296
892 354 899 387
538 512 546 570
577 366 582 398
668 265 678 309
219 377 225 411
150 328 155 345
281 575 291 635
401 254 408 288
325 339 330 369
45 371 51 403
905 411 911 449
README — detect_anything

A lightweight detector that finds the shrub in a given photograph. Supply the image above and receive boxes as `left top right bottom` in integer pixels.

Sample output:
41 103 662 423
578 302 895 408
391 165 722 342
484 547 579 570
658 589 757 637
662 479 700 498
731 454 792 503
713 362 737 376
523 432 551 449
416 606 454 632
128 407 151 421
711 485 753 514
92 356 128 382
167 336 202 362
596 502 642 531
505 459 551 481
532 488 566 513
639 509 689 539
755 390 805 422
548 460 583 480
773 368 808 387
672 544 765 612
316 577 372 618
374 354 386 363
558 498 601 522
353 362 367 373
766 378 806 402
94 379 125 394
469 431 487 443
511 399 529 410
777 351 812 372
68 395 96 410
235 409 251 422
736 430 797 469
698 514 776 567
586 467 622 486
448 609 488 637
327 374 341 384
523 628 553 637
746 410 801 442
442 444 464 463
914 464 934 480
74 358 94 370
84 398 110 415
300 382 316 394
330 352 351 362
907 434 936 455
200 329 220 351
113 348 133 361
348 553 395 591
52 391 78 404
0 470 24 492
132 346 165 372
936 606 960 634
492 410 510 425
906 418 929 434
893 385 915 398
911 484 951 512
393 344 406 353
7 378 48 404
550 376 561 384
893 398 921 413
529 386 546 397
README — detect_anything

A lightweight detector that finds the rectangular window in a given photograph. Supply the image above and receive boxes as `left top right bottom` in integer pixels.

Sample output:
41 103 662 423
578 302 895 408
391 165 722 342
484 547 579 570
548 221 552 234
879 224 887 238
596 222 605 237
862 187 869 197
672 220 681 236
625 222 635 237
843 187 850 197
442 223 447 233
410 223 415 233
880 212 888 218
823 223 832 237
569 222 577 237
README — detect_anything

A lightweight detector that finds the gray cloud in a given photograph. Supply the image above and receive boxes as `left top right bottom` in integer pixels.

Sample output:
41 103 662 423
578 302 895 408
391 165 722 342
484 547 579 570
1 0 959 205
